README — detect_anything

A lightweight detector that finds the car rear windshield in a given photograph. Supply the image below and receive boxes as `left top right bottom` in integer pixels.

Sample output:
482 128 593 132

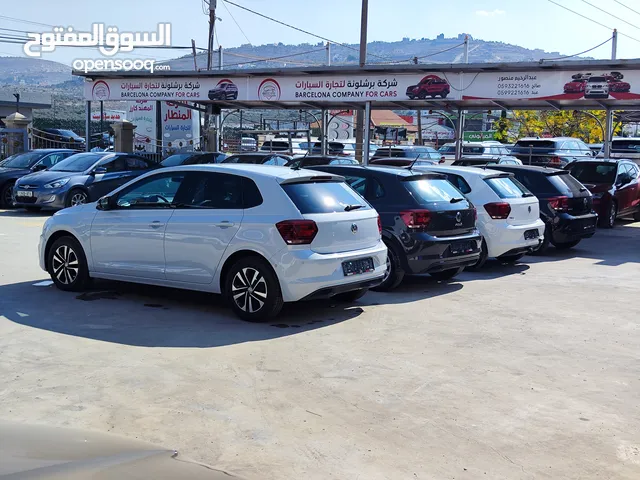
260 141 290 151
49 153 105 172
282 181 371 214
611 140 640 154
404 178 465 204
547 172 587 195
485 176 531 199
374 148 407 158
567 162 616 183
511 140 557 155
160 154 192 167
462 146 485 155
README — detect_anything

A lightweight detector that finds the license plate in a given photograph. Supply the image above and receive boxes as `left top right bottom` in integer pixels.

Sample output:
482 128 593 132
342 257 374 276
16 190 33 197
524 229 539 240
450 241 475 255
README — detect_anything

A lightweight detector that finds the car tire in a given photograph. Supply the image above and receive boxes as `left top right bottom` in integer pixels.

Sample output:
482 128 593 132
0 182 14 208
225 256 283 322
498 253 525 263
65 188 89 208
429 266 464 281
602 201 617 228
530 223 551 255
333 289 368 303
466 238 488 270
552 239 581 250
371 242 405 292
47 236 91 292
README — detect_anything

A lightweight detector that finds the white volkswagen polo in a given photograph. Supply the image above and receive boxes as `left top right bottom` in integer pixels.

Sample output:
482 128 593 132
38 164 387 321
414 165 545 268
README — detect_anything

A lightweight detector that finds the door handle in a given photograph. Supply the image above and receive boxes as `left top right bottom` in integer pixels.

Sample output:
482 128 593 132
149 221 164 229
213 221 235 228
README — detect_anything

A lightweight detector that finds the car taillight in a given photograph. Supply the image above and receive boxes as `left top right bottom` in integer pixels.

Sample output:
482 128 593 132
400 209 431 229
549 156 562 166
484 202 511 219
548 196 569 212
377 215 382 235
276 220 318 245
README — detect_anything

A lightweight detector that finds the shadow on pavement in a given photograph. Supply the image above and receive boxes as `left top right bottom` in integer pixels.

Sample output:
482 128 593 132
0 209 54 218
0 278 366 348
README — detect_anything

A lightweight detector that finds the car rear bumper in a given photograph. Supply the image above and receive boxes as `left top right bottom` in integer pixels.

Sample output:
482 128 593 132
271 240 388 302
485 219 546 258
403 230 482 274
552 212 598 242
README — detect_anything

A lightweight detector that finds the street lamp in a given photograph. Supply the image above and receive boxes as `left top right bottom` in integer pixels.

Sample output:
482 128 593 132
13 93 20 113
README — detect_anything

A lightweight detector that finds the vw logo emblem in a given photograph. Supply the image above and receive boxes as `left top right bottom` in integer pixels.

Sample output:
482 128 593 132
528 206 532 213
351 223 358 234
455 212 462 223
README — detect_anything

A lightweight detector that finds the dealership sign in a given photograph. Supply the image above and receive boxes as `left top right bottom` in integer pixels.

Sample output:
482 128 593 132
84 69 640 103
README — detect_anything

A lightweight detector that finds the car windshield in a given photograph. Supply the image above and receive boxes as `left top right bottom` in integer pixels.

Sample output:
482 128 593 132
405 178 464 203
49 153 105 172
485 176 532 199
611 140 640 154
1 152 44 168
282 181 371 214
160 154 193 167
567 162 617 184
511 140 557 155
463 146 485 155
589 77 606 82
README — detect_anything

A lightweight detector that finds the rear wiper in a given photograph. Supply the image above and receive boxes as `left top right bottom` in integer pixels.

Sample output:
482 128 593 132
450 197 464 203
344 204 364 211
522 192 535 197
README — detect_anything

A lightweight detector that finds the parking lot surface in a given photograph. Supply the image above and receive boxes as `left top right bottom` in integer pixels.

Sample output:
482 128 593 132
1 209 639 480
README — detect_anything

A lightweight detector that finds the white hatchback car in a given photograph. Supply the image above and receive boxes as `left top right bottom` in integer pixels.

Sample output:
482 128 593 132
38 165 387 321
414 165 545 268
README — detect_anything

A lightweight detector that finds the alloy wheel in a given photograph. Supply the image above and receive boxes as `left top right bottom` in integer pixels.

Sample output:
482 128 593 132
231 267 268 313
70 192 87 206
52 245 79 285
382 255 392 283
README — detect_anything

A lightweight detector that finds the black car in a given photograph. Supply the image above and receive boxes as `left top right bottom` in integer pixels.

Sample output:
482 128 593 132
13 152 156 210
160 152 227 167
222 153 291 165
310 141 347 156
207 82 238 101
451 156 522 167
286 155 358 169
372 146 442 163
485 165 598 252
38 129 86 149
0 149 76 207
309 165 482 291
510 137 593 167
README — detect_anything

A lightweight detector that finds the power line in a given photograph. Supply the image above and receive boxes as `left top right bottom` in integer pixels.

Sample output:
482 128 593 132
220 0 252 46
579 0 640 31
0 15 53 27
222 48 326 68
542 36 612 60
221 0 392 62
613 0 640 17
547 0 640 44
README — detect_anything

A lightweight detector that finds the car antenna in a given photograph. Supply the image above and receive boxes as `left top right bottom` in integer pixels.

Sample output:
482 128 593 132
408 155 420 170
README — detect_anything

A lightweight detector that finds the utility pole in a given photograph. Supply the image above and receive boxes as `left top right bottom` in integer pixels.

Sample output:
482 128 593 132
417 110 423 145
355 0 369 163
326 42 331 66
191 39 198 70
218 45 223 70
13 93 19 113
206 0 217 70
604 29 617 157
455 35 470 161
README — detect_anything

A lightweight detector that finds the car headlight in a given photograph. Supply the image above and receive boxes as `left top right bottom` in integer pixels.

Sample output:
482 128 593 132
44 178 70 189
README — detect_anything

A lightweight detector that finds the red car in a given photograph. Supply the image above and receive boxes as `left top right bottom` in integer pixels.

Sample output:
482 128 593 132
406 75 450 99
563 79 587 94
603 74 630 93
566 159 640 228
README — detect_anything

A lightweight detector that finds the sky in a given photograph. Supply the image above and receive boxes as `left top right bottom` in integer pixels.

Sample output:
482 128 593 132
1 0 639 65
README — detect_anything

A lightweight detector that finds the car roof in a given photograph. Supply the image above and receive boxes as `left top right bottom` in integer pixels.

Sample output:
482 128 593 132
231 152 287 157
30 148 77 153
158 163 345 183
484 164 565 174
516 137 579 142
311 163 436 178
415 164 509 178
567 158 630 164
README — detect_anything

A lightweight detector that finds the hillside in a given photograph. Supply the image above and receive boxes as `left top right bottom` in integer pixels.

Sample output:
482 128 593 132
0 56 72 86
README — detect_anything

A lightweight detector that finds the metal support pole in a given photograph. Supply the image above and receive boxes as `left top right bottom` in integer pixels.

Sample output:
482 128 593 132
417 109 423 145
85 101 91 152
218 46 223 70
239 110 243 131
604 108 613 157
363 102 371 165
612 29 618 61
326 42 331 66
321 108 328 156
354 0 369 163
99 101 104 148
463 35 469 63
206 0 217 70
455 108 464 160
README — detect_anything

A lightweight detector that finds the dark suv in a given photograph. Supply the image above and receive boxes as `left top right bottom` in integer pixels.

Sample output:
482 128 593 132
309 165 481 291
208 82 238 100
565 159 640 227
406 75 450 99
486 165 597 252
511 137 593 167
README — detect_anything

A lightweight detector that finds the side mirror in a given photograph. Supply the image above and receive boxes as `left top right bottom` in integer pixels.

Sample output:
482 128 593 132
32 164 48 172
92 166 107 175
96 195 112 211
616 174 631 187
